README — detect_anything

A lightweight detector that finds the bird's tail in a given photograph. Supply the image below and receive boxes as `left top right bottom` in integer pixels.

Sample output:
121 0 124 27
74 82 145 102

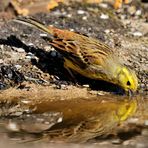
13 17 54 35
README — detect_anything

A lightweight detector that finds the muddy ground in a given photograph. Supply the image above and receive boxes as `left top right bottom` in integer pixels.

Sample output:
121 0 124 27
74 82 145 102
0 0 148 148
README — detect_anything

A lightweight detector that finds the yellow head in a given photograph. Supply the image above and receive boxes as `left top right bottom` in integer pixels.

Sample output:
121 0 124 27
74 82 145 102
115 66 138 93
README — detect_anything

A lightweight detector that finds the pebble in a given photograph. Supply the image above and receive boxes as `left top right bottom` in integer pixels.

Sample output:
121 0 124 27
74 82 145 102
36 118 45 122
111 138 122 144
6 122 20 132
144 120 148 126
83 84 89 88
136 143 146 148
104 29 110 34
14 64 22 69
25 56 32 59
0 44 4 50
25 52 35 59
77 10 85 15
12 47 25 53
120 14 126 20
27 43 34 46
0 59 4 64
141 129 148 136
128 6 136 15
135 10 142 16
97 91 106 96
132 31 143 37
123 140 135 146
40 33 48 37
44 45 54 51
70 28 74 32
67 14 72 18
82 16 87 20
50 51 57 57
89 90 98 95
21 100 32 104
57 117 63 123
12 111 23 116
99 3 108 8
127 117 139 124
60 84 67 90
100 13 109 19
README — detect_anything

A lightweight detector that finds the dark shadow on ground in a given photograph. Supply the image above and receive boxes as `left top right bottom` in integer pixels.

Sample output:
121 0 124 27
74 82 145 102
0 35 125 94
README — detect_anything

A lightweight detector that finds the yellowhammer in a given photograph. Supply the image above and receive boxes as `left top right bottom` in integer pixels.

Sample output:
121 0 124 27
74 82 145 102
14 17 138 93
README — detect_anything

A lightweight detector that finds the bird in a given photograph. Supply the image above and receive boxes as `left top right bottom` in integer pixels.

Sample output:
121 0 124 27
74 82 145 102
13 17 138 93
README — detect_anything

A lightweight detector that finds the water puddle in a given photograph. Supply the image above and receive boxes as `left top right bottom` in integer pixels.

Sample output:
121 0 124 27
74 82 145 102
0 85 147 147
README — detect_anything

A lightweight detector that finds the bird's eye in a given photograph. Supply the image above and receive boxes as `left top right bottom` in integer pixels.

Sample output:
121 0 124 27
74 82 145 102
127 81 131 86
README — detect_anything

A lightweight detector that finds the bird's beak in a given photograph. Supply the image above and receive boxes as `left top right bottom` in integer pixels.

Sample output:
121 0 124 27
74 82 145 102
128 89 134 97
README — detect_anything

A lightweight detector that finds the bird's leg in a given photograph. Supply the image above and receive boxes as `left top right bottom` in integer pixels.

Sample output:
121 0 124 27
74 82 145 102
64 66 78 84
63 61 77 83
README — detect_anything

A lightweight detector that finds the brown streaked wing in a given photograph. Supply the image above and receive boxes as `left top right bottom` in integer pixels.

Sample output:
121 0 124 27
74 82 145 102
77 36 114 66
49 32 114 69
50 38 88 69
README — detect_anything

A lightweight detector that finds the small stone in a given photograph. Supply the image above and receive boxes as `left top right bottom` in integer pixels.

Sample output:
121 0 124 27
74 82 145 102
15 64 22 69
127 117 139 124
0 59 4 64
123 140 130 146
27 52 34 56
123 140 135 146
50 51 57 57
141 129 148 136
120 14 126 20
100 13 109 19
60 84 67 90
25 56 32 59
44 45 54 51
82 16 87 20
36 118 44 122
135 10 142 16
136 143 146 148
83 84 89 88
67 14 72 18
132 32 143 37
27 43 34 46
26 52 34 59
111 138 122 144
99 3 108 8
97 91 106 96
144 120 148 126
40 33 48 37
0 45 4 50
57 117 63 123
104 29 110 34
70 28 74 32
128 6 136 15
6 122 20 132
44 121 50 125
21 100 31 104
13 112 23 116
12 47 25 53
77 10 85 14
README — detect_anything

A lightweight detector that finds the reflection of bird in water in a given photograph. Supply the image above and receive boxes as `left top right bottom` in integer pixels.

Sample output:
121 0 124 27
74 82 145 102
30 96 137 143
0 87 139 143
